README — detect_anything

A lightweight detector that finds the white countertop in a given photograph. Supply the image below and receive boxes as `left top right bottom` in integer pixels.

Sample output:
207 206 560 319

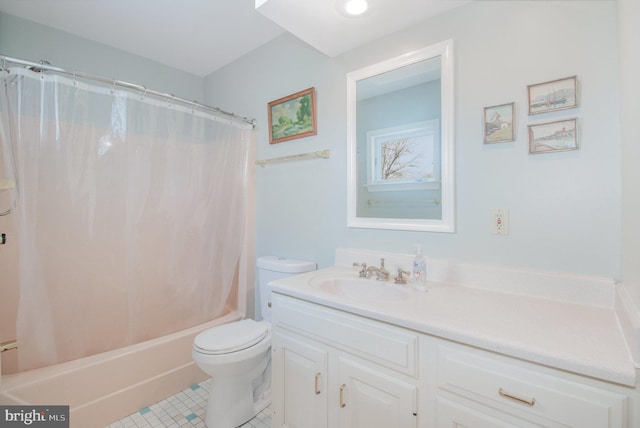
270 266 637 387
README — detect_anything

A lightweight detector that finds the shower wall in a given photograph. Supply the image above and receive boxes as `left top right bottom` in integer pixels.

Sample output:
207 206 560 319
0 11 207 374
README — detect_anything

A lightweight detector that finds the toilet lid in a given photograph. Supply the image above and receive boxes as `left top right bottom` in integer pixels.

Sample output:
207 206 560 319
194 319 269 355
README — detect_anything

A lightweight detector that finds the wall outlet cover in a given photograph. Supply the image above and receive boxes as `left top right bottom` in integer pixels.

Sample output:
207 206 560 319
491 208 509 235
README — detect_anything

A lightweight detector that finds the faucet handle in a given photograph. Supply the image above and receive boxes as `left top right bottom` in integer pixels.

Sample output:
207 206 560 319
353 262 367 277
395 268 411 284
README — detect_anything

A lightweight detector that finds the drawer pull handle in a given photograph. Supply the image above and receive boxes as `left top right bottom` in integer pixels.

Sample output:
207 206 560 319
339 384 346 408
499 388 536 406
314 372 321 395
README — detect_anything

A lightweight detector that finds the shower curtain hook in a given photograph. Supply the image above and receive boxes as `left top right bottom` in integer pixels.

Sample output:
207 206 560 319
37 60 49 80
72 70 77 86
140 86 147 100
111 78 116 94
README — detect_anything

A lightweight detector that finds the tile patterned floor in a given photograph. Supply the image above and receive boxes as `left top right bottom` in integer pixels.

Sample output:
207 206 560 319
105 379 271 428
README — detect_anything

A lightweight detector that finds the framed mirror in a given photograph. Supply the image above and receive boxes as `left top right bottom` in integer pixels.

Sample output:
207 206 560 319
347 39 455 232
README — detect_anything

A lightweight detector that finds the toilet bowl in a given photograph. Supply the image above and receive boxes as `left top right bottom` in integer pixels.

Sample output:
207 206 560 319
192 319 272 428
192 256 316 428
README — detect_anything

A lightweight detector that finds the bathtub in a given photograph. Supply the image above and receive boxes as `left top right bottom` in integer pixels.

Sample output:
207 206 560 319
0 309 242 427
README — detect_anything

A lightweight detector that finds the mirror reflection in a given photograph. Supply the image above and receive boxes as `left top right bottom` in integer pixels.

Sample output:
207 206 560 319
347 40 455 232
356 56 441 220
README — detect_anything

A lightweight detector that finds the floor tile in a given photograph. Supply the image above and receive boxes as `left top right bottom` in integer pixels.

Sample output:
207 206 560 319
106 379 271 427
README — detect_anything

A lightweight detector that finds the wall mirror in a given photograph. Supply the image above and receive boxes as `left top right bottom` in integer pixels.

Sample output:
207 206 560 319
347 39 455 232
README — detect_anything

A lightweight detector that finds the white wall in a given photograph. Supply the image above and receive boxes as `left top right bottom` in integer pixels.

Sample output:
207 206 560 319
206 1 621 279
619 0 640 307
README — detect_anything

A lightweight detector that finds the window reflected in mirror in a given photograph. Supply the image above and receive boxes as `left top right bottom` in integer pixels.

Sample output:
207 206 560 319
347 40 455 232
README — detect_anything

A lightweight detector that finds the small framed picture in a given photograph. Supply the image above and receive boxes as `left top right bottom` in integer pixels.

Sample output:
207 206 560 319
528 118 578 154
268 87 317 144
484 102 515 144
527 76 577 115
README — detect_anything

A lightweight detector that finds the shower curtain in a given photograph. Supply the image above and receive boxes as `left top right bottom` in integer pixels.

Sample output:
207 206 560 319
0 67 253 371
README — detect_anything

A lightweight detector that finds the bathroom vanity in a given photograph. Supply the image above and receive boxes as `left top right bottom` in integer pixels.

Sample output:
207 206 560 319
269 249 639 428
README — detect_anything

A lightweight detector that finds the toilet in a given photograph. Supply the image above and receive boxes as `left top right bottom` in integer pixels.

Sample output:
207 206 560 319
192 256 316 428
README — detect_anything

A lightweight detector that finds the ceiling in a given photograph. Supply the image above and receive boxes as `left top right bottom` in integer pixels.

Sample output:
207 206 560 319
0 0 469 77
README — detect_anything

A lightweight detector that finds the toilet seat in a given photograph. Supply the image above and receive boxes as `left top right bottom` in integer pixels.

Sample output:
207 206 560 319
194 319 269 355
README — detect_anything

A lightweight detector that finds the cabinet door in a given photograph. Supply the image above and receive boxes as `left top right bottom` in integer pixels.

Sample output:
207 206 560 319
272 330 328 428
337 357 418 428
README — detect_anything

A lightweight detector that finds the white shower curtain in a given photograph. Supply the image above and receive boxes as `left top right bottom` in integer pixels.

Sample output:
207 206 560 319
0 67 253 371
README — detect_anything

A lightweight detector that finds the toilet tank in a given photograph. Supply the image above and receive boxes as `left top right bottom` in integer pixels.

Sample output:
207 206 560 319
256 256 316 322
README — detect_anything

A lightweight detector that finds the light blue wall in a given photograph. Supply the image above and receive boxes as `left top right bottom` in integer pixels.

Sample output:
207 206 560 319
205 1 621 279
204 34 347 269
0 12 203 101
0 3 623 281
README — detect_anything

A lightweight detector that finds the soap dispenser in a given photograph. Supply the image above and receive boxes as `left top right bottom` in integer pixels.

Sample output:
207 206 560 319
412 244 427 292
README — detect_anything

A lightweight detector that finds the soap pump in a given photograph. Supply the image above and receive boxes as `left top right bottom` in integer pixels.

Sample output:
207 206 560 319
412 244 427 292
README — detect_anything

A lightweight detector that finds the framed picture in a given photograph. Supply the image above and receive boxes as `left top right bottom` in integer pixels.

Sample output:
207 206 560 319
527 75 577 115
268 87 317 144
484 102 515 144
366 120 440 192
528 118 578 154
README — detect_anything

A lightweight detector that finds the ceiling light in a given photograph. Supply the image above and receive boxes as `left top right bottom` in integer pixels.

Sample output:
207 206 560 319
344 0 368 16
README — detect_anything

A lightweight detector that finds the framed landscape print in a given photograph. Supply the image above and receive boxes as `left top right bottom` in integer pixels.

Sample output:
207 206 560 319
268 87 317 144
528 118 578 154
484 102 515 144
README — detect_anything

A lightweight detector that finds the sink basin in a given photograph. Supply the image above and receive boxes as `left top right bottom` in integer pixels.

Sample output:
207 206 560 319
311 277 408 302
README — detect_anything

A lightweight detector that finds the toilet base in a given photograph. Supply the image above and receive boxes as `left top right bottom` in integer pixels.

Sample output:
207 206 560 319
202 354 271 428
204 380 271 428
206 378 254 428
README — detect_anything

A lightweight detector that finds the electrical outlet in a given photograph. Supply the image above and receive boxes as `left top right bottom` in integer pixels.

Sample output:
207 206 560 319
491 208 509 235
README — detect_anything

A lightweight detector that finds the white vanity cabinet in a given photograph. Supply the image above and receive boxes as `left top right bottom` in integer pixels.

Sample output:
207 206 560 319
269 256 640 427
271 292 420 428
272 330 328 428
271 292 638 427
431 341 631 428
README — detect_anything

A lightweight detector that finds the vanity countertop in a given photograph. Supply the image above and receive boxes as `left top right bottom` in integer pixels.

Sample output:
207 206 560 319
269 266 637 388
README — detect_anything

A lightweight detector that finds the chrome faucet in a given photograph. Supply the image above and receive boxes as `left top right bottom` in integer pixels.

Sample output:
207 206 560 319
394 268 411 284
365 258 390 281
353 262 368 277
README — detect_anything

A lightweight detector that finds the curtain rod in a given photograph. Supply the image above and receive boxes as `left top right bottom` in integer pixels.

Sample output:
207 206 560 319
0 54 256 128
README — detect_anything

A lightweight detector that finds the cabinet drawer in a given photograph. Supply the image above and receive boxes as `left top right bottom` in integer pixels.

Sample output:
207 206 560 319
272 293 418 377
437 346 627 428
436 396 539 428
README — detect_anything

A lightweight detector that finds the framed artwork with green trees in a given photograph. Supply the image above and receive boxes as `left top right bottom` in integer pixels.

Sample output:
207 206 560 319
268 87 317 144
